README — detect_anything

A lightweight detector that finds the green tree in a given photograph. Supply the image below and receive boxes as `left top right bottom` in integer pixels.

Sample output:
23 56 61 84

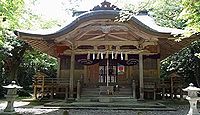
0 0 26 98
17 49 57 90
124 0 186 29
0 0 24 44
0 0 26 80
147 0 185 29
179 0 200 32
161 40 200 86
124 0 200 86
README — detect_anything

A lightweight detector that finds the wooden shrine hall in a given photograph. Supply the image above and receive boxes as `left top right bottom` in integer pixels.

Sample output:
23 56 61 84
14 1 198 100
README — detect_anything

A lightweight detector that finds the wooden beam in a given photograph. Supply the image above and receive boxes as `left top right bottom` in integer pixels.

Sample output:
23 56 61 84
76 31 97 40
110 31 128 35
76 40 139 46
63 49 156 55
142 41 158 48
108 34 128 41
20 36 43 40
87 34 106 41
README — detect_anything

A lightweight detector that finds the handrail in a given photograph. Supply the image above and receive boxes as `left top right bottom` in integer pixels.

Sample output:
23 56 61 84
34 77 69 85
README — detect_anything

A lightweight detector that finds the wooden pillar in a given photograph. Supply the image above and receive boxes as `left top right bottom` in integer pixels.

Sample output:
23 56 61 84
33 76 37 99
157 45 161 78
139 53 144 100
41 75 45 98
69 51 75 98
50 78 54 99
33 84 37 99
161 78 166 100
57 58 61 78
76 80 80 100
157 58 161 79
170 76 174 99
106 58 109 87
132 80 136 99
65 86 68 101
83 66 87 82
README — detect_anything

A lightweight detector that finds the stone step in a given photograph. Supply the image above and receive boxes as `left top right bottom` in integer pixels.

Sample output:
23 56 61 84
82 88 132 92
81 91 99 94
81 88 132 98
78 96 136 102
81 92 132 96
82 88 99 91
119 89 132 91
82 87 132 90
81 91 132 95
81 95 133 98
81 95 100 97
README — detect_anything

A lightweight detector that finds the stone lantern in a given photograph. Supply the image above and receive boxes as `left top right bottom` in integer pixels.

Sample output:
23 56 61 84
183 83 200 115
2 81 22 114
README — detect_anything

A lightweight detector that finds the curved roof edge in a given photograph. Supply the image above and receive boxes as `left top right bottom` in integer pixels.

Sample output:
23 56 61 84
14 10 179 39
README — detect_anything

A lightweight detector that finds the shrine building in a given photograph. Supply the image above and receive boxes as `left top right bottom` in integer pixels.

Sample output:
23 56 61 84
14 1 198 100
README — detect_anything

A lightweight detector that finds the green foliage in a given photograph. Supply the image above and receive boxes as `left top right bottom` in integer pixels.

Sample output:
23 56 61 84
0 0 58 98
22 49 57 77
0 0 24 29
15 49 57 92
158 0 200 86
124 0 186 29
179 0 200 32
124 0 200 86
0 0 25 98
147 0 185 29
0 0 24 46
161 40 200 86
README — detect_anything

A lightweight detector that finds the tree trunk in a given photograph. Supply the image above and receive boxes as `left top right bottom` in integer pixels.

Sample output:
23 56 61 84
4 43 29 83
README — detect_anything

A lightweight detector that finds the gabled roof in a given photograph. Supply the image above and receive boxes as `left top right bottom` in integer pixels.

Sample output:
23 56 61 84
14 1 199 59
15 10 175 38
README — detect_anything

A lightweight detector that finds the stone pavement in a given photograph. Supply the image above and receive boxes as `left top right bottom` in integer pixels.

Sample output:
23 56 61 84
0 100 194 115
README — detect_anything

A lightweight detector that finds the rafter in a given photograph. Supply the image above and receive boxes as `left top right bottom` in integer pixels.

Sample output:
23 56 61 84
76 40 139 47
110 31 128 35
107 34 128 41
86 34 106 41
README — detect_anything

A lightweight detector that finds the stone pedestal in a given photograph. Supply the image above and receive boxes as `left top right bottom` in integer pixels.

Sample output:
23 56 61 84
183 83 200 115
4 95 17 113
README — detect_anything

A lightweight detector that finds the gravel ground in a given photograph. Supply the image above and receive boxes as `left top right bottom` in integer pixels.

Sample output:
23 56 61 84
0 101 194 115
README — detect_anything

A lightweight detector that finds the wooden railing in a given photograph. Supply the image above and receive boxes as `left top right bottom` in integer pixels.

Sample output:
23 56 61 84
33 77 69 99
34 77 69 86
132 76 184 100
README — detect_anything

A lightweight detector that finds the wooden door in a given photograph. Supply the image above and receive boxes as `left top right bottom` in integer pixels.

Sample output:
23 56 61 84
86 63 99 87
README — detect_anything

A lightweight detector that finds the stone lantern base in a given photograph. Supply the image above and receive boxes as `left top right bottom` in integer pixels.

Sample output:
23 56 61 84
1 81 22 115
